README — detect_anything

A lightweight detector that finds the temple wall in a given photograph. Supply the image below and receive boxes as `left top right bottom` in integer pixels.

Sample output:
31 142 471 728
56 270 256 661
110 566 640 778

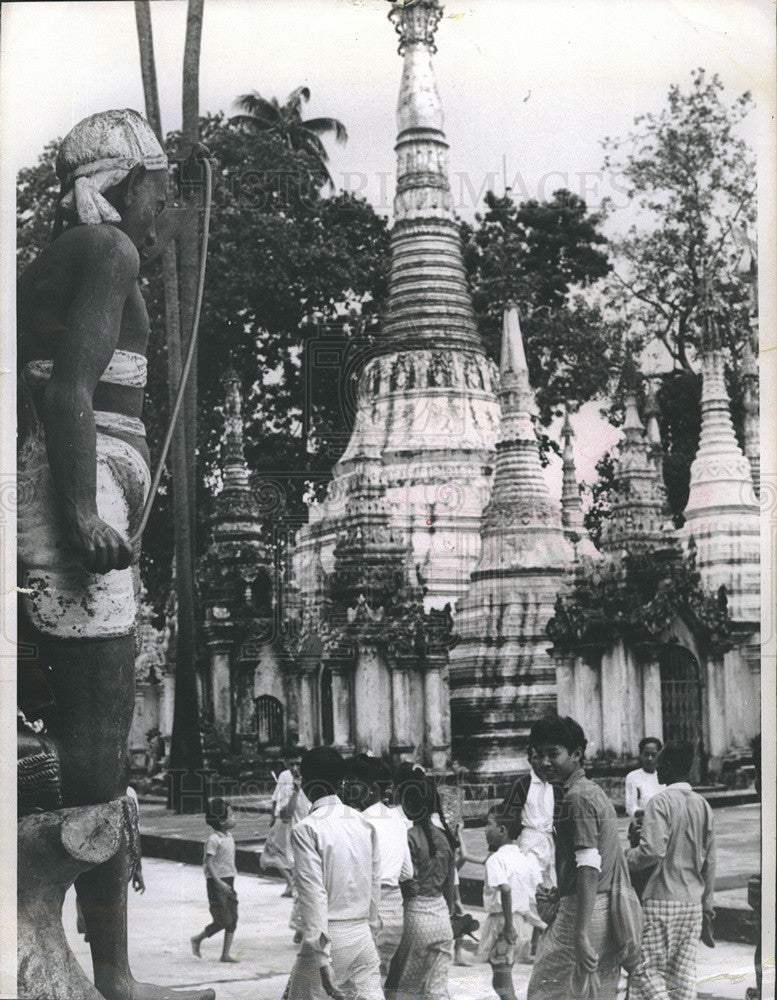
554 630 759 773
722 643 760 751
408 671 427 759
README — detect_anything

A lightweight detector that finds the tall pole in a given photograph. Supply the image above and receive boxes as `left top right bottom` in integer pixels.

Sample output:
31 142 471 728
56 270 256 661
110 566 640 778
134 0 204 812
167 0 207 811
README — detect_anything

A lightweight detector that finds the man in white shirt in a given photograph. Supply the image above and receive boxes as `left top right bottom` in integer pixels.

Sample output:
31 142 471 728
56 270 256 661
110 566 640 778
625 737 665 900
625 737 665 821
345 755 413 981
287 747 384 1000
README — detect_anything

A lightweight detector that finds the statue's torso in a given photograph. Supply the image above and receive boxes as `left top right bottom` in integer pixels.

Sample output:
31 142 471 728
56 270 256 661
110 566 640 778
17 225 153 639
18 225 151 468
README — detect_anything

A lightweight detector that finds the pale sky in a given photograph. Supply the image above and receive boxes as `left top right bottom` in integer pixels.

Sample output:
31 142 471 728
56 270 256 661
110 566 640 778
1 0 773 491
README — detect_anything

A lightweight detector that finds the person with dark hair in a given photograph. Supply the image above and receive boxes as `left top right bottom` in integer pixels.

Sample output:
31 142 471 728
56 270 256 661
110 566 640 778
478 805 547 1000
190 798 239 962
527 715 624 1000
625 738 665 824
385 770 455 1000
501 732 563 886
344 755 413 981
625 738 665 899
628 741 716 1000
285 746 382 1000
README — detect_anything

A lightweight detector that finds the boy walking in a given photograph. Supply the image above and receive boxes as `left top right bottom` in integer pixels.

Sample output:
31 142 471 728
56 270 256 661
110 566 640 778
479 806 546 1000
191 797 239 963
527 715 625 1000
287 746 383 1000
628 741 716 1000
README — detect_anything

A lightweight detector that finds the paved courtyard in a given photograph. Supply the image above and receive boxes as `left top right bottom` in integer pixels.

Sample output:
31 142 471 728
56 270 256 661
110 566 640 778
63 857 766 1000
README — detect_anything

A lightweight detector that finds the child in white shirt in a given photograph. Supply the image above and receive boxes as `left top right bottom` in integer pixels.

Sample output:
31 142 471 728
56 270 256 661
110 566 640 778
478 806 546 1000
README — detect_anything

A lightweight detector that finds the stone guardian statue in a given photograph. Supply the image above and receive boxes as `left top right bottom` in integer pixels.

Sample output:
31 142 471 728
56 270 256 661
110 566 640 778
17 108 214 1000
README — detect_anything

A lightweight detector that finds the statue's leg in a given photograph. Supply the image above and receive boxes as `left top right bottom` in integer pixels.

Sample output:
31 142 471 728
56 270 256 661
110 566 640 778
43 634 215 1000
45 634 135 807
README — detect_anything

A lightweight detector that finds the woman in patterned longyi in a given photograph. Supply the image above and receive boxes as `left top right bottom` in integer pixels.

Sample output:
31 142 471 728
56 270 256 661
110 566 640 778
386 770 456 1000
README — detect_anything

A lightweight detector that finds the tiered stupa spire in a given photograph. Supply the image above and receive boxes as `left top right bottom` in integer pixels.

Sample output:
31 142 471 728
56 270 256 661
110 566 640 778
383 0 482 352
600 392 673 557
200 372 273 639
450 305 575 775
681 313 759 624
293 0 500 618
560 409 597 558
214 369 263 539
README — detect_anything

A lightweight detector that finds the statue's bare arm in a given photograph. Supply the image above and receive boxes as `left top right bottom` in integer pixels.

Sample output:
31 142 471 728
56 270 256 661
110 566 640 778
42 227 140 575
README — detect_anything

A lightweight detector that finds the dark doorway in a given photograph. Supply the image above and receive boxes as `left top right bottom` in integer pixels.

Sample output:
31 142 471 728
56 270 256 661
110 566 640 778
255 694 284 747
659 646 707 783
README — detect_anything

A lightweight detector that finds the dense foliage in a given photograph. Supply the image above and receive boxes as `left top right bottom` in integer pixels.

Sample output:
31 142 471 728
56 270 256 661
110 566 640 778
462 189 633 426
547 546 731 656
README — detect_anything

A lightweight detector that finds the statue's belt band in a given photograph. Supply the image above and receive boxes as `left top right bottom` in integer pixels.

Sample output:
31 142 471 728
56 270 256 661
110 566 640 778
24 350 148 389
94 411 146 438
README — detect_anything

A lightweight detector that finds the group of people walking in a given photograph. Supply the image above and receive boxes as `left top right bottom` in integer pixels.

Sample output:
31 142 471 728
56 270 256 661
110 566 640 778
192 713 718 1000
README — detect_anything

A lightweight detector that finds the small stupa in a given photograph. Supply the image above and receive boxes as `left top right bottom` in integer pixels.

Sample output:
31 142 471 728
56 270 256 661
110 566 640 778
449 305 575 775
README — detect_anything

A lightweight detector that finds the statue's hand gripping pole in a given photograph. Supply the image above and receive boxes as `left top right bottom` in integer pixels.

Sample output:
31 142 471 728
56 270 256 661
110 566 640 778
129 150 214 549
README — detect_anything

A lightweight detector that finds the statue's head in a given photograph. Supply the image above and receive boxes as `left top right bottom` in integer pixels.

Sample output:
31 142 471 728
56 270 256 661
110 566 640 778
56 109 169 255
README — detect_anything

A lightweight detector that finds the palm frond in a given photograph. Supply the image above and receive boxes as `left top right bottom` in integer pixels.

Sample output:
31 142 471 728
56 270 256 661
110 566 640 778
294 128 330 164
285 86 311 117
229 113 274 132
233 92 282 125
302 117 349 144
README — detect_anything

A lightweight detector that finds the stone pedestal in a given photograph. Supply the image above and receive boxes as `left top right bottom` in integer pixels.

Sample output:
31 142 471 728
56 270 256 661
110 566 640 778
390 660 414 757
423 655 450 771
330 666 353 753
208 644 232 743
18 801 124 1000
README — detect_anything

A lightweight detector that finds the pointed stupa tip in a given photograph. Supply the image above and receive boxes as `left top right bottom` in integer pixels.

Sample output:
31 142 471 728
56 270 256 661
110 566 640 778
561 408 574 441
500 303 528 376
644 382 663 447
622 392 645 431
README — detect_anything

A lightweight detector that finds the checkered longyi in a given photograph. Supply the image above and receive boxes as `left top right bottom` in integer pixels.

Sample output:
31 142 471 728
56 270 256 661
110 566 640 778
630 898 703 1000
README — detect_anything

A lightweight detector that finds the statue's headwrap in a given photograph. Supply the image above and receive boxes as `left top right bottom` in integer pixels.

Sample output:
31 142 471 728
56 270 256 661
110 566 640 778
57 109 168 226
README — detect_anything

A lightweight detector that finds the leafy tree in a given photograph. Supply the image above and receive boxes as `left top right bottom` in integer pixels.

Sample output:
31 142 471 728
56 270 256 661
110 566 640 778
582 451 618 549
602 69 756 510
16 140 59 272
602 68 754 372
141 115 390 611
232 86 348 188
462 189 637 425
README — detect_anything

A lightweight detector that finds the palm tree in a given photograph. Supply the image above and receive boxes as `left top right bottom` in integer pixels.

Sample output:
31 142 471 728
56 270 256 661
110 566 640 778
134 0 205 813
232 86 348 187
166 0 207 813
